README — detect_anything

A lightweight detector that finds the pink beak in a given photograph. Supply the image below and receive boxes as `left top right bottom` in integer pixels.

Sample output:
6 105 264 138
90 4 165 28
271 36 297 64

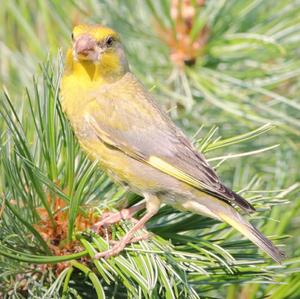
74 35 97 56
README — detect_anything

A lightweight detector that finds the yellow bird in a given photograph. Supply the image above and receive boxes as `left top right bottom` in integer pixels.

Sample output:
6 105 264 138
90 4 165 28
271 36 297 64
60 24 284 262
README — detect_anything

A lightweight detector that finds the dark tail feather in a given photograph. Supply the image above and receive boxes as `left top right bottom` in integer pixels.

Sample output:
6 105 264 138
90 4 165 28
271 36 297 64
246 222 285 263
217 208 285 263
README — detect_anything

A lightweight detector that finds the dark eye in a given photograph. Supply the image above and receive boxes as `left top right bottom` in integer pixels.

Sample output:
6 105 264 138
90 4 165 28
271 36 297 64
71 33 74 40
106 36 114 47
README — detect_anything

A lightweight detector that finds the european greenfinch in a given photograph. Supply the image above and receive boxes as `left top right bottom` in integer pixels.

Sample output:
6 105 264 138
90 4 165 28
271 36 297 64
60 24 284 262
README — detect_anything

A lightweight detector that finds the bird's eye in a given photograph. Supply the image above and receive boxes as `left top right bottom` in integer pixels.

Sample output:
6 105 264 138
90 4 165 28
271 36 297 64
106 36 114 47
71 33 74 41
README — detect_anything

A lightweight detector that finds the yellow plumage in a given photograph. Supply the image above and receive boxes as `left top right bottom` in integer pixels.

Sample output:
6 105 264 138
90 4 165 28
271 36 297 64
60 24 284 262
73 24 118 41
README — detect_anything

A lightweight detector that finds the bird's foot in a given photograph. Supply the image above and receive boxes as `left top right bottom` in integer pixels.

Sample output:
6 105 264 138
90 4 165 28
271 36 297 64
94 233 150 259
92 205 143 232
93 198 158 259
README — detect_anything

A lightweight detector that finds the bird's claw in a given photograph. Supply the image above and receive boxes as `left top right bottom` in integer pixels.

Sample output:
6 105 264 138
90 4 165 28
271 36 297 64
92 209 136 232
94 241 127 259
94 232 151 259
109 233 150 245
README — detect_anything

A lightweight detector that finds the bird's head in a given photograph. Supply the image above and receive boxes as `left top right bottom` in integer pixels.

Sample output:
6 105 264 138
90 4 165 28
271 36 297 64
67 24 129 79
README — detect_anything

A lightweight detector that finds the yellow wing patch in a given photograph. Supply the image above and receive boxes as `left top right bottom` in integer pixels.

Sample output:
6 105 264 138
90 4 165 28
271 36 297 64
148 156 207 190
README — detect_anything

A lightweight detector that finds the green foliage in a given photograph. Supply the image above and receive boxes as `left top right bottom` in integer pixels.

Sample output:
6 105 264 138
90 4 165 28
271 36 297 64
0 0 300 298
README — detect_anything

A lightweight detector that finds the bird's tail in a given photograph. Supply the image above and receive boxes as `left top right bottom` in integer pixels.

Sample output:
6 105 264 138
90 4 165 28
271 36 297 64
216 208 285 263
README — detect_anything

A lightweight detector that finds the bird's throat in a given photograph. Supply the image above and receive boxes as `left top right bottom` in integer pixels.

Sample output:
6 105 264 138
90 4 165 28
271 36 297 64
64 49 124 84
73 60 103 82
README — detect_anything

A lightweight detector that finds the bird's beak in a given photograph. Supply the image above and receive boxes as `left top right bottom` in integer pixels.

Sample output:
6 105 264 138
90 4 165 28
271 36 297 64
73 34 98 61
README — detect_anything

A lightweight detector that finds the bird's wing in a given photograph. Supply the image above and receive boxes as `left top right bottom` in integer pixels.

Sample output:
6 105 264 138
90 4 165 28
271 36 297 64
85 73 255 212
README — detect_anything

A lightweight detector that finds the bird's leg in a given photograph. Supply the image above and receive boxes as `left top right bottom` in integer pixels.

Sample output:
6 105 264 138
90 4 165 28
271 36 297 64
92 201 146 232
94 194 160 259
